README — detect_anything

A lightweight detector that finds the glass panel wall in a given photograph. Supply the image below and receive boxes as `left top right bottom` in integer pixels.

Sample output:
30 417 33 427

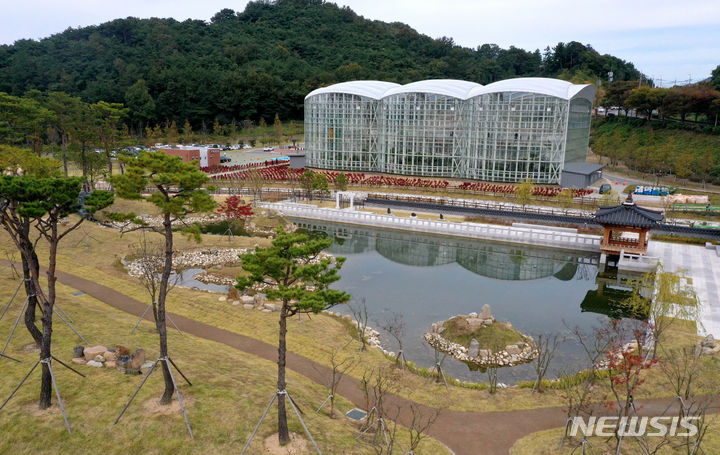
565 98 592 164
378 93 465 177
305 92 379 171
467 92 568 184
305 81 593 184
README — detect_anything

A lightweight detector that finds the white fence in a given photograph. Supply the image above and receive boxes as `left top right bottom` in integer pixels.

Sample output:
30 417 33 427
262 202 602 252
617 250 660 272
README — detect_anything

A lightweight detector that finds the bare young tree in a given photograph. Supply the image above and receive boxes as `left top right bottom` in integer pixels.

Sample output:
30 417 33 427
349 298 370 351
406 403 441 454
485 363 500 394
317 343 356 418
130 233 182 329
657 344 711 455
532 333 561 393
359 367 397 450
559 321 618 449
245 169 264 202
378 311 406 369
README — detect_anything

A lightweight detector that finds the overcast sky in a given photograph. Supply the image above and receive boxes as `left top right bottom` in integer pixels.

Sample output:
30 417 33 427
1 0 718 85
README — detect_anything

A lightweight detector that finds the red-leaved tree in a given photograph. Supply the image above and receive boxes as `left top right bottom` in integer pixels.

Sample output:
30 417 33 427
216 195 253 219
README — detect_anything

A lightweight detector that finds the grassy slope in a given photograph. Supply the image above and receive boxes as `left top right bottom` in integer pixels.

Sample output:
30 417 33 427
0 274 450 454
1 205 717 418
509 419 720 455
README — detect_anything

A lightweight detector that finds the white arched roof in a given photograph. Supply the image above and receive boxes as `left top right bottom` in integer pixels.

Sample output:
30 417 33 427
305 81 401 100
467 77 595 102
382 79 482 99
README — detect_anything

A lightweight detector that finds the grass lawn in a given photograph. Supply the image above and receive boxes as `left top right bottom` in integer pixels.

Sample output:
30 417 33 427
509 417 720 455
442 317 528 350
0 273 450 454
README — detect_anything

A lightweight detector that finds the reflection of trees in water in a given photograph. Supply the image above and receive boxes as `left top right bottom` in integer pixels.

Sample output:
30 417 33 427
294 219 598 281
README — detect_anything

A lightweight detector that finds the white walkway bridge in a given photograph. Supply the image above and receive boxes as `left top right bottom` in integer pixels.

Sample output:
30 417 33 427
261 202 602 253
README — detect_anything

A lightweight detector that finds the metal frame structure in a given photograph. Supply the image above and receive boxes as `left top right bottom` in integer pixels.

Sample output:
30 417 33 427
305 78 594 184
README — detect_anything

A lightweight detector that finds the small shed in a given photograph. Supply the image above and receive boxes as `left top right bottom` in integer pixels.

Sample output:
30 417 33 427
287 153 306 169
594 193 664 256
560 162 604 188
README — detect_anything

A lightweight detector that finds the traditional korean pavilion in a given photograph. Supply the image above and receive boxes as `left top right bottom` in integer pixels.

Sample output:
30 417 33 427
594 193 664 256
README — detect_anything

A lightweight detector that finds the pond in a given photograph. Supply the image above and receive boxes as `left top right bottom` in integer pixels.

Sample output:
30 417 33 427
292 219 638 384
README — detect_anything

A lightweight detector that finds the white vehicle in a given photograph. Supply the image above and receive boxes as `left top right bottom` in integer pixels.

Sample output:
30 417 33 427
242 144 252 149
263 146 273 152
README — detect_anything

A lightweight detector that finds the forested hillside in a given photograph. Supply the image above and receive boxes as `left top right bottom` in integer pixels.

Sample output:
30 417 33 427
591 117 720 185
0 0 642 130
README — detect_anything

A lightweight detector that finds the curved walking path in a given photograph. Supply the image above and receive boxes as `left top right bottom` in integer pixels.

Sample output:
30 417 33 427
5 260 711 455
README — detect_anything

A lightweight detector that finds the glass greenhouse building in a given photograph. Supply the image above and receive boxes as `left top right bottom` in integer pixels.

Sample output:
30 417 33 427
304 78 595 184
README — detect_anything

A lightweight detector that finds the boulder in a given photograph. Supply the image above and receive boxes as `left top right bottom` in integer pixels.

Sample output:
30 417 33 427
232 300 240 306
479 304 492 320
505 344 521 355
116 345 131 356
73 346 84 359
468 339 480 358
103 351 117 362
141 361 156 370
261 309 272 313
116 355 131 373
243 303 254 310
83 345 108 362
483 318 494 325
218 296 227 302
263 303 279 311
468 312 478 318
241 296 255 305
253 294 263 304
465 317 485 331
71 357 86 365
478 349 490 358
701 335 717 348
130 349 146 369
105 361 117 369
93 355 105 363
87 360 103 368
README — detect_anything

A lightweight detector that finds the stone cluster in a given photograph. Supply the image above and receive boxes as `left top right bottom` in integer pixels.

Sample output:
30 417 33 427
322 310 384 352
219 293 281 313
71 345 156 374
107 213 226 231
698 334 720 355
424 305 538 370
125 247 250 278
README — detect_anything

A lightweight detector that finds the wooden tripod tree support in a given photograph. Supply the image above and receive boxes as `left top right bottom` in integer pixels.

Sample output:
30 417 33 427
1 295 88 362
241 389 322 455
130 302 184 337
114 356 194 439
0 356 85 434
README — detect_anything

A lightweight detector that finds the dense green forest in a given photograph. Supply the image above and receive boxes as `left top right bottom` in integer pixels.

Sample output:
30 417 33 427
0 0 643 131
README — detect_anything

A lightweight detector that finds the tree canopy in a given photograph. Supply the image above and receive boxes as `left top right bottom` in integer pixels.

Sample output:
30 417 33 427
0 0 644 127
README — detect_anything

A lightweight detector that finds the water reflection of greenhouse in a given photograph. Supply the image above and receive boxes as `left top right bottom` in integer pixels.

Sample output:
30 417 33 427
299 220 598 281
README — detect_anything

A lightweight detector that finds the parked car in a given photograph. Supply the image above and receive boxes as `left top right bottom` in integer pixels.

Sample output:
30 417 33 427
242 144 252 149
263 146 273 152
599 183 612 194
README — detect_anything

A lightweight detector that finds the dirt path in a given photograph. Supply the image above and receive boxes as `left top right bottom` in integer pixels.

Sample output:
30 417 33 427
2 260 702 455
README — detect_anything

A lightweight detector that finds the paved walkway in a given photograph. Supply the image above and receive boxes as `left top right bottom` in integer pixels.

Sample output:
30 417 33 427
2 260 706 455
647 242 720 336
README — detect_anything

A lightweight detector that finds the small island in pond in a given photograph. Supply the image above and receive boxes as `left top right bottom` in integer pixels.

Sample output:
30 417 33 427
423 304 538 371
